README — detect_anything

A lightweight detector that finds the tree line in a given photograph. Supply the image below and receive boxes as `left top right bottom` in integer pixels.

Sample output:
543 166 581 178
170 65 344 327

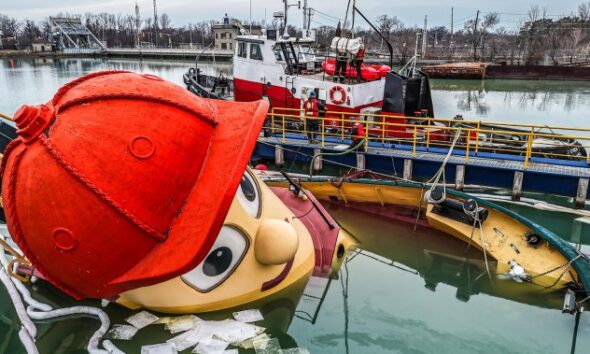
3 3 590 65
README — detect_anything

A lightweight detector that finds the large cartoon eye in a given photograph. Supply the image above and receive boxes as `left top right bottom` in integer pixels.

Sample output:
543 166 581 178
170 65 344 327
237 171 261 218
181 226 249 292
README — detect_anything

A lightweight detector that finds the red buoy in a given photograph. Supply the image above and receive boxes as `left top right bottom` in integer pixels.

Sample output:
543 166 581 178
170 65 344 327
1 71 269 299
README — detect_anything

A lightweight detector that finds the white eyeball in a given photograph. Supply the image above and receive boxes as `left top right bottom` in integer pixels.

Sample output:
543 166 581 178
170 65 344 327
181 226 248 292
237 171 261 218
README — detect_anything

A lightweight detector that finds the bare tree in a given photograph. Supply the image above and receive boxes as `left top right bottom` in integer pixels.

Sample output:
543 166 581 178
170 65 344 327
464 12 499 61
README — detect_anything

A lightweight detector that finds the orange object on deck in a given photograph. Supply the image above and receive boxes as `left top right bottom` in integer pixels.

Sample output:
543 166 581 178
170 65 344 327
1 71 269 299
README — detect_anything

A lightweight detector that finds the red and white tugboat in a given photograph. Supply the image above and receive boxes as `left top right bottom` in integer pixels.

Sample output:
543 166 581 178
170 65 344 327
183 2 586 159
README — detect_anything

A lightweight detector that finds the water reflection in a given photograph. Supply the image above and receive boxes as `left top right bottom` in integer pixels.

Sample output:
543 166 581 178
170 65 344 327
431 79 590 128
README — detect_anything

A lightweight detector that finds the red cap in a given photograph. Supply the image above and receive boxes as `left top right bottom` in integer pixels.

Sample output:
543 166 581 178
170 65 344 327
1 71 269 299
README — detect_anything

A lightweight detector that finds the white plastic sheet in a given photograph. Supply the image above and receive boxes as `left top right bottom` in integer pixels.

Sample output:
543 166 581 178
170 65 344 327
165 315 201 334
141 343 177 354
192 338 230 354
232 309 264 323
126 311 160 329
253 337 282 354
106 324 139 340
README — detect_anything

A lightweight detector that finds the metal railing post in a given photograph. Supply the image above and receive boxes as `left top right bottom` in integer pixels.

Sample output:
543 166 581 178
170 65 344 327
426 129 431 151
321 118 325 148
282 115 286 143
465 130 471 162
524 131 534 169
271 113 275 134
475 121 481 155
412 126 417 157
365 121 369 152
341 113 345 141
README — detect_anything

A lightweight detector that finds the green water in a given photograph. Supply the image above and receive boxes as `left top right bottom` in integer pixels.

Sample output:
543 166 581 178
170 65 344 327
1 58 589 353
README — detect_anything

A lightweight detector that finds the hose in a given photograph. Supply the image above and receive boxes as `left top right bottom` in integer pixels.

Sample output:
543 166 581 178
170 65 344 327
309 138 366 177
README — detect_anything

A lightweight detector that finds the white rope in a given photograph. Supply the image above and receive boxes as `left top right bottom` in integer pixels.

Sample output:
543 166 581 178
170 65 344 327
26 306 117 354
0 268 37 339
17 327 39 354
463 199 493 281
0 229 123 354
425 128 463 204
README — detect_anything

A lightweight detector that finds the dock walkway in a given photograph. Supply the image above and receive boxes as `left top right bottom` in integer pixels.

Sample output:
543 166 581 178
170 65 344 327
255 134 590 207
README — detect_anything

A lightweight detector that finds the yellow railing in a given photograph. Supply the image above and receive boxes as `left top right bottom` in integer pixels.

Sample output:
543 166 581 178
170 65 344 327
266 108 590 169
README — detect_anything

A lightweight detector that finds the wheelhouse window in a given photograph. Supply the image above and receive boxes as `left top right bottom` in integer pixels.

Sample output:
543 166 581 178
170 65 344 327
273 45 283 61
237 41 247 58
250 43 263 61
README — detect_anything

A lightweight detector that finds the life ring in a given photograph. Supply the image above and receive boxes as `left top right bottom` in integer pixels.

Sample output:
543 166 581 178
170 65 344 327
329 86 347 105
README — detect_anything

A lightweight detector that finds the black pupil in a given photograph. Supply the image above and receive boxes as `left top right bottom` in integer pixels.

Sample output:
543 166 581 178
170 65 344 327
241 175 256 202
202 247 233 276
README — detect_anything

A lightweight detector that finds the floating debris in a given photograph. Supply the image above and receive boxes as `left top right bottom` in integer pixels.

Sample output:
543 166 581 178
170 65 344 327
232 309 264 323
282 348 311 354
141 342 177 354
126 311 160 329
166 315 201 334
253 337 282 354
239 333 271 350
208 320 265 345
167 327 211 351
106 324 139 340
192 338 230 353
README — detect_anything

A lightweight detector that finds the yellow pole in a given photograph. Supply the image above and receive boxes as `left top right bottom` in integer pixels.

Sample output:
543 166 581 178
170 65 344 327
303 116 307 138
271 114 275 134
282 115 286 143
381 120 385 144
524 131 534 169
426 129 431 150
465 131 471 162
341 113 345 141
475 121 481 155
321 117 325 148
364 120 369 152
412 126 417 157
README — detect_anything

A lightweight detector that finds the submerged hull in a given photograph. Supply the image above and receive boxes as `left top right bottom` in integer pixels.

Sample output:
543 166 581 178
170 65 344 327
263 174 590 294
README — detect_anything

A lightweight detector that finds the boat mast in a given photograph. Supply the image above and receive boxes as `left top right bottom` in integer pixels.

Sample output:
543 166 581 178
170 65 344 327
351 0 356 36
283 0 289 37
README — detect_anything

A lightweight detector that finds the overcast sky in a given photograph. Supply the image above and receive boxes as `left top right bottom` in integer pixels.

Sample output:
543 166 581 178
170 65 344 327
1 0 588 30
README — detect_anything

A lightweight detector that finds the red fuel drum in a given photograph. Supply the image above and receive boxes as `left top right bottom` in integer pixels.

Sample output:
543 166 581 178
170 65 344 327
1 71 269 299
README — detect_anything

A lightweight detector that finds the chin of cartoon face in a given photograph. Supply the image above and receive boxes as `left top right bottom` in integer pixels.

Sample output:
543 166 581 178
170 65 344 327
116 168 315 314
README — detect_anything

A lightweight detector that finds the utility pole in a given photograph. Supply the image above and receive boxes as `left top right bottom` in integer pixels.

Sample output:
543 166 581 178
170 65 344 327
302 0 308 36
422 15 428 58
135 2 141 48
449 7 455 51
473 10 480 61
153 0 158 47
249 0 252 34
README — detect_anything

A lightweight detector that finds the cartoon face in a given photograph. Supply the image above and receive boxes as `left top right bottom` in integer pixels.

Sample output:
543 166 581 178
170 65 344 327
116 168 315 314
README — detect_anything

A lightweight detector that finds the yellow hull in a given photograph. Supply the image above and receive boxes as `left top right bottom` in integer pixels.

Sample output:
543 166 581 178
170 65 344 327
270 180 579 290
